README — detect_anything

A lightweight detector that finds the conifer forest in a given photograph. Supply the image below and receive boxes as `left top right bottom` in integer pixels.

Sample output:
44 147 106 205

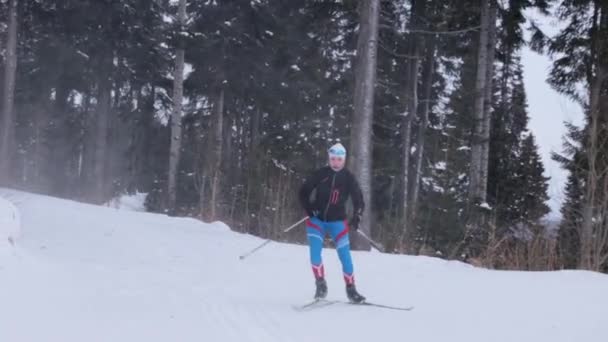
0 0 607 273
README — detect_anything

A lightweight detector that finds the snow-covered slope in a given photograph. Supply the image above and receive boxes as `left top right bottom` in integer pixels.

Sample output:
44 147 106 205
1 189 607 342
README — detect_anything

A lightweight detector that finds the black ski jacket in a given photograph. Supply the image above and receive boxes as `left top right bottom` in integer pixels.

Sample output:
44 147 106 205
299 166 364 222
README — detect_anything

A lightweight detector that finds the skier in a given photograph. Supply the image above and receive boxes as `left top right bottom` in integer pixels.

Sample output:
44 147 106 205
298 143 366 303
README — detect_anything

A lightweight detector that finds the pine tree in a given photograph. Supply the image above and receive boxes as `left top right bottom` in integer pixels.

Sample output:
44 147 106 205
488 57 537 231
553 123 586 268
538 0 608 271
516 134 550 226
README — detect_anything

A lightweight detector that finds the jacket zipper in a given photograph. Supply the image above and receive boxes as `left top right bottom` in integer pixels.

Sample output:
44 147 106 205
323 173 337 221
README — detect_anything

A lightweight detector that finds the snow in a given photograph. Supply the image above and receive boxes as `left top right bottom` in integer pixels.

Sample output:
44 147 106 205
184 63 194 80
479 202 493 210
271 158 289 172
70 90 84 106
1 188 607 342
76 50 90 60
105 192 147 212
166 63 194 82
422 177 445 193
162 13 174 24
331 34 344 43
434 161 447 170
0 196 20 247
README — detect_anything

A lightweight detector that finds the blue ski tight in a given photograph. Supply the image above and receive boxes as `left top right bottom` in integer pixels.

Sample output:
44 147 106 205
306 216 355 284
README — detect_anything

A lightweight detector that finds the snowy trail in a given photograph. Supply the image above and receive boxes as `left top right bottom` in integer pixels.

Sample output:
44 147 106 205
1 189 607 342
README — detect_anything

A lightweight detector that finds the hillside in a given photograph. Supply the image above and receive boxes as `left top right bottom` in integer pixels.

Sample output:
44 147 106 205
1 189 606 342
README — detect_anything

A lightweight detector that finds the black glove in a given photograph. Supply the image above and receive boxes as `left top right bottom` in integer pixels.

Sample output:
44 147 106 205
349 211 362 231
306 207 320 218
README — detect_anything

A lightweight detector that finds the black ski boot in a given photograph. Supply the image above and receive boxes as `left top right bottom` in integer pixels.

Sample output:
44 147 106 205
314 278 328 300
346 284 366 303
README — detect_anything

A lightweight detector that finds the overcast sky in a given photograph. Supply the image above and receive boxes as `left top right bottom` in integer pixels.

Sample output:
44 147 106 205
521 8 585 219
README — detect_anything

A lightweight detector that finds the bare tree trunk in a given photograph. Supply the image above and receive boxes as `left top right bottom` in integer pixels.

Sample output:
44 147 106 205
401 115 413 228
479 0 497 200
410 38 436 224
210 88 224 221
167 0 187 213
580 3 606 270
350 0 380 250
199 171 207 219
593 2 608 272
107 79 127 195
93 71 112 204
195 88 213 221
0 0 18 183
596 172 608 270
580 87 600 270
273 172 283 234
222 105 233 188
51 84 71 196
128 86 142 190
246 108 262 228
468 0 491 204
399 0 424 250
250 109 261 154
499 45 513 109
459 0 498 259
78 93 91 194
32 89 52 192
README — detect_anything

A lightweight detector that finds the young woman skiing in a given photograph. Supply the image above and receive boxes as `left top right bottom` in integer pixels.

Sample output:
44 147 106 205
298 143 366 303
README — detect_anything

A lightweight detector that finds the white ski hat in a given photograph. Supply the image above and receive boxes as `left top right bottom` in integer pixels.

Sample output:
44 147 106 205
328 143 347 159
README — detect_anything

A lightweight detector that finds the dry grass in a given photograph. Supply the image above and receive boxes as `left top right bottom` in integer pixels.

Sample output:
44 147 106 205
475 225 559 271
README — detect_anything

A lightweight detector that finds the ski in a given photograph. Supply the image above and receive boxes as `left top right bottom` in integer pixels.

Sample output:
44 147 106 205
292 299 339 311
348 301 414 311
293 299 413 312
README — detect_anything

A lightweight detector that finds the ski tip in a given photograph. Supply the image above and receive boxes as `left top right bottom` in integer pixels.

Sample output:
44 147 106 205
349 301 414 311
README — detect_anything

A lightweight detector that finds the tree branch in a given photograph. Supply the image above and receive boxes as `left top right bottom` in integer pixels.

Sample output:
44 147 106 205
379 23 481 35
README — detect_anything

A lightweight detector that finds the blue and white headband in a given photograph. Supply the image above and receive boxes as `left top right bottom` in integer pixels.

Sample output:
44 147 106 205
328 143 347 159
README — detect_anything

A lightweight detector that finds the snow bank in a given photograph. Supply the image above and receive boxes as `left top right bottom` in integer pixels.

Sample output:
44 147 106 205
0 196 20 247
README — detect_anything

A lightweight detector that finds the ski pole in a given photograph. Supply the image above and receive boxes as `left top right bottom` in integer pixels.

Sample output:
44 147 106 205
357 230 385 253
239 216 309 260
